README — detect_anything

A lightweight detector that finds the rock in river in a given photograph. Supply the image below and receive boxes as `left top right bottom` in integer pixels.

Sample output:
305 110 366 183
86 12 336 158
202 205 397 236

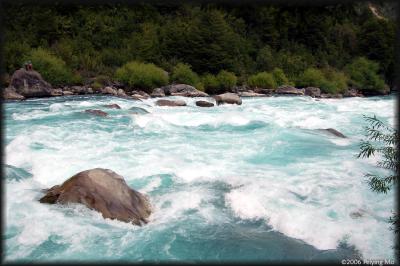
85 109 108 117
156 99 187 106
103 104 121 109
39 168 152 225
214 93 242 105
196 100 214 107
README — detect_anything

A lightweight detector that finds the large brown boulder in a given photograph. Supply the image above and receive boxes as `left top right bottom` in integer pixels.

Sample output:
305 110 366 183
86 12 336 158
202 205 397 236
275 85 305 95
10 68 52 97
214 93 242 105
2 87 25 100
163 84 209 97
155 99 186 106
39 168 152 225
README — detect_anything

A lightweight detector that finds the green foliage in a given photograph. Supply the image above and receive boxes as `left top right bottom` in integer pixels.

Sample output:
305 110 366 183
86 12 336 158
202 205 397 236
322 68 348 94
26 47 74 86
4 40 31 72
202 70 237 94
247 72 276 89
3 3 396 87
357 115 398 241
114 61 168 92
272 68 290 86
358 115 397 194
216 70 237 90
171 63 200 86
345 57 385 92
202 73 219 93
297 68 348 94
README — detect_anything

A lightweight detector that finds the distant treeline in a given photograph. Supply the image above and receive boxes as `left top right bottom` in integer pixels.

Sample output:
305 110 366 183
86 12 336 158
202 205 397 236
3 2 396 93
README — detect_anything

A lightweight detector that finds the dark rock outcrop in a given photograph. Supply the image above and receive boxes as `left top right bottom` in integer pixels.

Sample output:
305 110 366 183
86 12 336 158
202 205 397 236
85 109 108 117
3 87 25 100
318 128 347 138
196 100 214 107
163 84 208 97
343 88 362 97
155 99 186 106
214 93 242 105
275 85 305 95
10 68 52 97
360 86 390 96
103 104 121 109
39 168 152 225
304 87 321 98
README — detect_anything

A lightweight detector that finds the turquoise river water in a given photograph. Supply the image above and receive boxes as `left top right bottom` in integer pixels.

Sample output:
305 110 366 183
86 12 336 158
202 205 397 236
3 94 396 262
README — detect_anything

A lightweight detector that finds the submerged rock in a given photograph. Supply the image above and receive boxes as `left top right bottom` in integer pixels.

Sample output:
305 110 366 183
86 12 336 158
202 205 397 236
275 85 305 95
196 100 214 107
39 168 152 225
10 68 52 98
103 104 121 109
3 87 25 100
129 106 149 114
156 99 186 106
349 209 367 219
214 93 242 105
84 109 108 117
318 128 347 138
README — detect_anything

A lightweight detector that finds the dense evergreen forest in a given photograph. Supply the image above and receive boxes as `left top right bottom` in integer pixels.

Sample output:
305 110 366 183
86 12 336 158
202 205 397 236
2 2 397 94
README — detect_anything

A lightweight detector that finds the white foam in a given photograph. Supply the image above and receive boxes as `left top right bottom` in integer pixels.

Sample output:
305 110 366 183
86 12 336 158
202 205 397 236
4 95 396 260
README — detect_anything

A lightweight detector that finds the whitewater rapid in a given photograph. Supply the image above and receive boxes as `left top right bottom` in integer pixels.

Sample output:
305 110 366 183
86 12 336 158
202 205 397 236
4 95 396 262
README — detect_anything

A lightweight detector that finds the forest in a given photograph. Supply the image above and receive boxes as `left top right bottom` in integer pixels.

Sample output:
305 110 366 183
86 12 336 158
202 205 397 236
2 2 397 94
